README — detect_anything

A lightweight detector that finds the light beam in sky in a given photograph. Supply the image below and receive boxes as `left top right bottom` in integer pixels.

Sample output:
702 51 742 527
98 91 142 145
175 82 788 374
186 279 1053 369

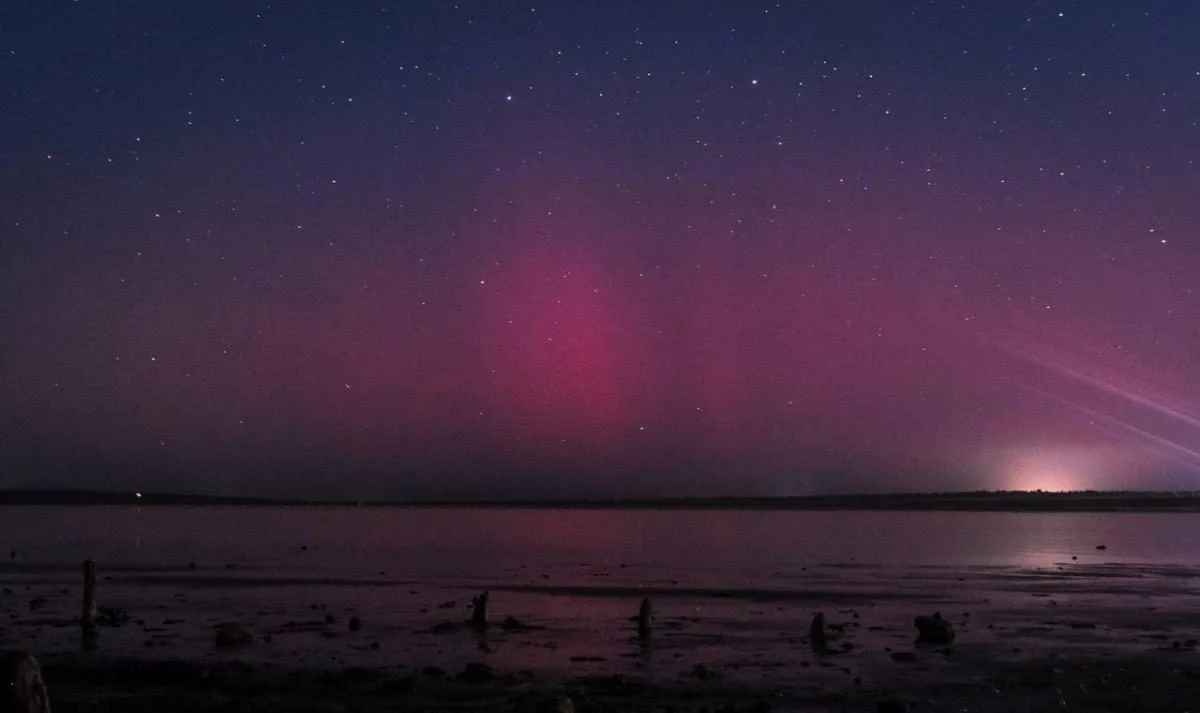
4 2 1200 497
1001 341 1200 432
1015 384 1200 474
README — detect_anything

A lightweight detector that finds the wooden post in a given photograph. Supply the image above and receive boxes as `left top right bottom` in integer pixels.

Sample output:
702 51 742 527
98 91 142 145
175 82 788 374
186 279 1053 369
470 591 489 629
809 612 827 653
637 597 653 639
81 559 97 651
81 560 96 629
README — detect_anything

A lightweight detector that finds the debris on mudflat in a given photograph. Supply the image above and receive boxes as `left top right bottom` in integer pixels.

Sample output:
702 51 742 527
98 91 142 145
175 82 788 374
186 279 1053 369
914 612 955 644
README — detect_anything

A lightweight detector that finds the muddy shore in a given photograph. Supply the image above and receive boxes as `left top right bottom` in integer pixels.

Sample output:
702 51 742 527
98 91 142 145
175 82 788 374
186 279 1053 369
30 647 1200 712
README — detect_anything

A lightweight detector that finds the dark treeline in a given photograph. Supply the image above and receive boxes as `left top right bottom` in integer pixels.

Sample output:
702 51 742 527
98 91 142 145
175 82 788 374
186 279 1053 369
3 489 1200 511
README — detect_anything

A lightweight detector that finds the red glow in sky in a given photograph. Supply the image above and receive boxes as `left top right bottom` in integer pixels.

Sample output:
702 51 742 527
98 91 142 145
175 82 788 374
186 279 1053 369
2 2 1199 497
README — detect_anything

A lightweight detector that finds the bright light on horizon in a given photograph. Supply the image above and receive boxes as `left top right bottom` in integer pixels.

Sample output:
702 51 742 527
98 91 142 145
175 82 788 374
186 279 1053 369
1004 450 1086 493
1007 477 1076 493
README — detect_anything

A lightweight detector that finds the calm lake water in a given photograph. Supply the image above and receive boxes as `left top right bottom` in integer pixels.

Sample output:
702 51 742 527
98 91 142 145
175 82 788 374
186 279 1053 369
3 507 1200 681
5 506 1200 572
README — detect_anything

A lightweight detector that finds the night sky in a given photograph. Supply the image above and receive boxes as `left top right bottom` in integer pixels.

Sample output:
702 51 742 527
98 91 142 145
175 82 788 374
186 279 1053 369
2 2 1199 498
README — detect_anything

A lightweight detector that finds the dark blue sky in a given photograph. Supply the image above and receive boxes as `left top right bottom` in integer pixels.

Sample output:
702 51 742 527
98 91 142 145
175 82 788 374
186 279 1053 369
2 1 1199 497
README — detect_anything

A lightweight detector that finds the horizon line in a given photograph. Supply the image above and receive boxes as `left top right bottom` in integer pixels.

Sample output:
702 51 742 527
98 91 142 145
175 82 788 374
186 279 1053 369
4 488 1200 512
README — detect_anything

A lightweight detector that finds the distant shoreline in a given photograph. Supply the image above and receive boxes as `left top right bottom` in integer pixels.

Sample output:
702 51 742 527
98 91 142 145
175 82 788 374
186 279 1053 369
3 489 1200 512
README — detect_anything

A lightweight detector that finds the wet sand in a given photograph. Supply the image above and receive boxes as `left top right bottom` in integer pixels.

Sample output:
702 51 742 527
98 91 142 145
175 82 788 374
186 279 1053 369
7 560 1200 711
31 639 1200 712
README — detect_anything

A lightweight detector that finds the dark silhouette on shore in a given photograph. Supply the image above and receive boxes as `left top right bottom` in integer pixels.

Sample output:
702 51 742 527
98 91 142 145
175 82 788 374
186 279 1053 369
6 489 1200 511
